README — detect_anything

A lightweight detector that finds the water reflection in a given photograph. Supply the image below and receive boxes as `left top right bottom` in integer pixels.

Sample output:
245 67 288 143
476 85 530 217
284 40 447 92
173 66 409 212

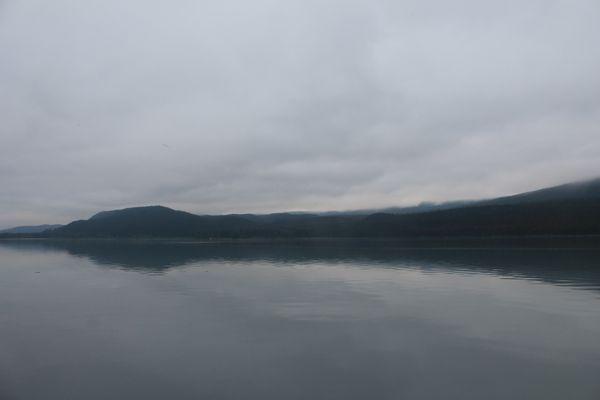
1 239 599 400
2 239 600 292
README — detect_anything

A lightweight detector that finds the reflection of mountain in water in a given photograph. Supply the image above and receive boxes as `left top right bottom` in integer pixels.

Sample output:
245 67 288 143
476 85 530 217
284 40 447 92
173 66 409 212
2 239 600 292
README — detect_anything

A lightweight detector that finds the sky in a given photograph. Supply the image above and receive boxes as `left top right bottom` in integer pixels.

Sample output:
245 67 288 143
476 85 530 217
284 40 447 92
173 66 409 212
1 0 600 227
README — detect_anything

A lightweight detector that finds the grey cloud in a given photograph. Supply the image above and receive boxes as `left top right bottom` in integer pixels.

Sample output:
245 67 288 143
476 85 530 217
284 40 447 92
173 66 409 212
1 0 600 226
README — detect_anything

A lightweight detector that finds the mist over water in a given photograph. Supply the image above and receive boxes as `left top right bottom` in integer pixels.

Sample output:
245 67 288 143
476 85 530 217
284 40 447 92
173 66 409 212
1 240 599 399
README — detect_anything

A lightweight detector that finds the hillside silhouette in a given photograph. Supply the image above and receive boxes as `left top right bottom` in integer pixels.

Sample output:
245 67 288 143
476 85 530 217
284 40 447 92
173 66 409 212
2 177 600 239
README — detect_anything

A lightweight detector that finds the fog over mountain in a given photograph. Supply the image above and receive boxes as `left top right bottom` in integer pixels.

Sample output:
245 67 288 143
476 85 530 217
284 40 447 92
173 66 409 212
1 0 599 227
0 225 62 234
0 178 595 239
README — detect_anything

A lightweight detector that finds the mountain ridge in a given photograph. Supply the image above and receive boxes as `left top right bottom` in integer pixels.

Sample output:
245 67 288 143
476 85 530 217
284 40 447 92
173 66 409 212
0 224 63 234
3 177 600 239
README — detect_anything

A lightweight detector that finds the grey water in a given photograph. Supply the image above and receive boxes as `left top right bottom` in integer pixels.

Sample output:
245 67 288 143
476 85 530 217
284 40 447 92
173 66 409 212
1 240 599 400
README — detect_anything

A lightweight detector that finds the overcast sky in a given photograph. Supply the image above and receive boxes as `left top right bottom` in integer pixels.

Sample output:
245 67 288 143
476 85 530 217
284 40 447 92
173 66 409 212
1 0 600 227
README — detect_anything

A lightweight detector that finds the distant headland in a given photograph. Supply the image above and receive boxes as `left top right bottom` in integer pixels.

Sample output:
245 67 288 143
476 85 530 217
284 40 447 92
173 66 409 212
2 178 600 239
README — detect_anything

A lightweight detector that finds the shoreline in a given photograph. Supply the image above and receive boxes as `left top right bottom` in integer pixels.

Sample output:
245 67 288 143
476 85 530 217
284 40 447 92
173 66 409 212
2 235 600 249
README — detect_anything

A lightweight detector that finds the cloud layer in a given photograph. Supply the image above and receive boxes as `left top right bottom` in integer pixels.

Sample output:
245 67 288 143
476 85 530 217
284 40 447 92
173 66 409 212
1 0 600 226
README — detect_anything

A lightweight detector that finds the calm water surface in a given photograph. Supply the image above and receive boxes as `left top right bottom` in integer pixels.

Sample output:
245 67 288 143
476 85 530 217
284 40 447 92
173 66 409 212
1 240 599 399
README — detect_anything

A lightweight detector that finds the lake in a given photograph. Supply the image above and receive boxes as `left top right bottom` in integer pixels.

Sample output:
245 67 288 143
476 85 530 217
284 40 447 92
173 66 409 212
1 239 599 399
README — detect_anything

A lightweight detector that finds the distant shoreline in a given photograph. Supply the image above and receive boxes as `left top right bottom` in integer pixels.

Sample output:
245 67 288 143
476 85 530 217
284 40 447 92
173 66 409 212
2 235 600 249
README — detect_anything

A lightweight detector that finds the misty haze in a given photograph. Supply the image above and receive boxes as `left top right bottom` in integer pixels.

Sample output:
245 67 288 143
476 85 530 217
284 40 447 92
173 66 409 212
1 1 600 399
